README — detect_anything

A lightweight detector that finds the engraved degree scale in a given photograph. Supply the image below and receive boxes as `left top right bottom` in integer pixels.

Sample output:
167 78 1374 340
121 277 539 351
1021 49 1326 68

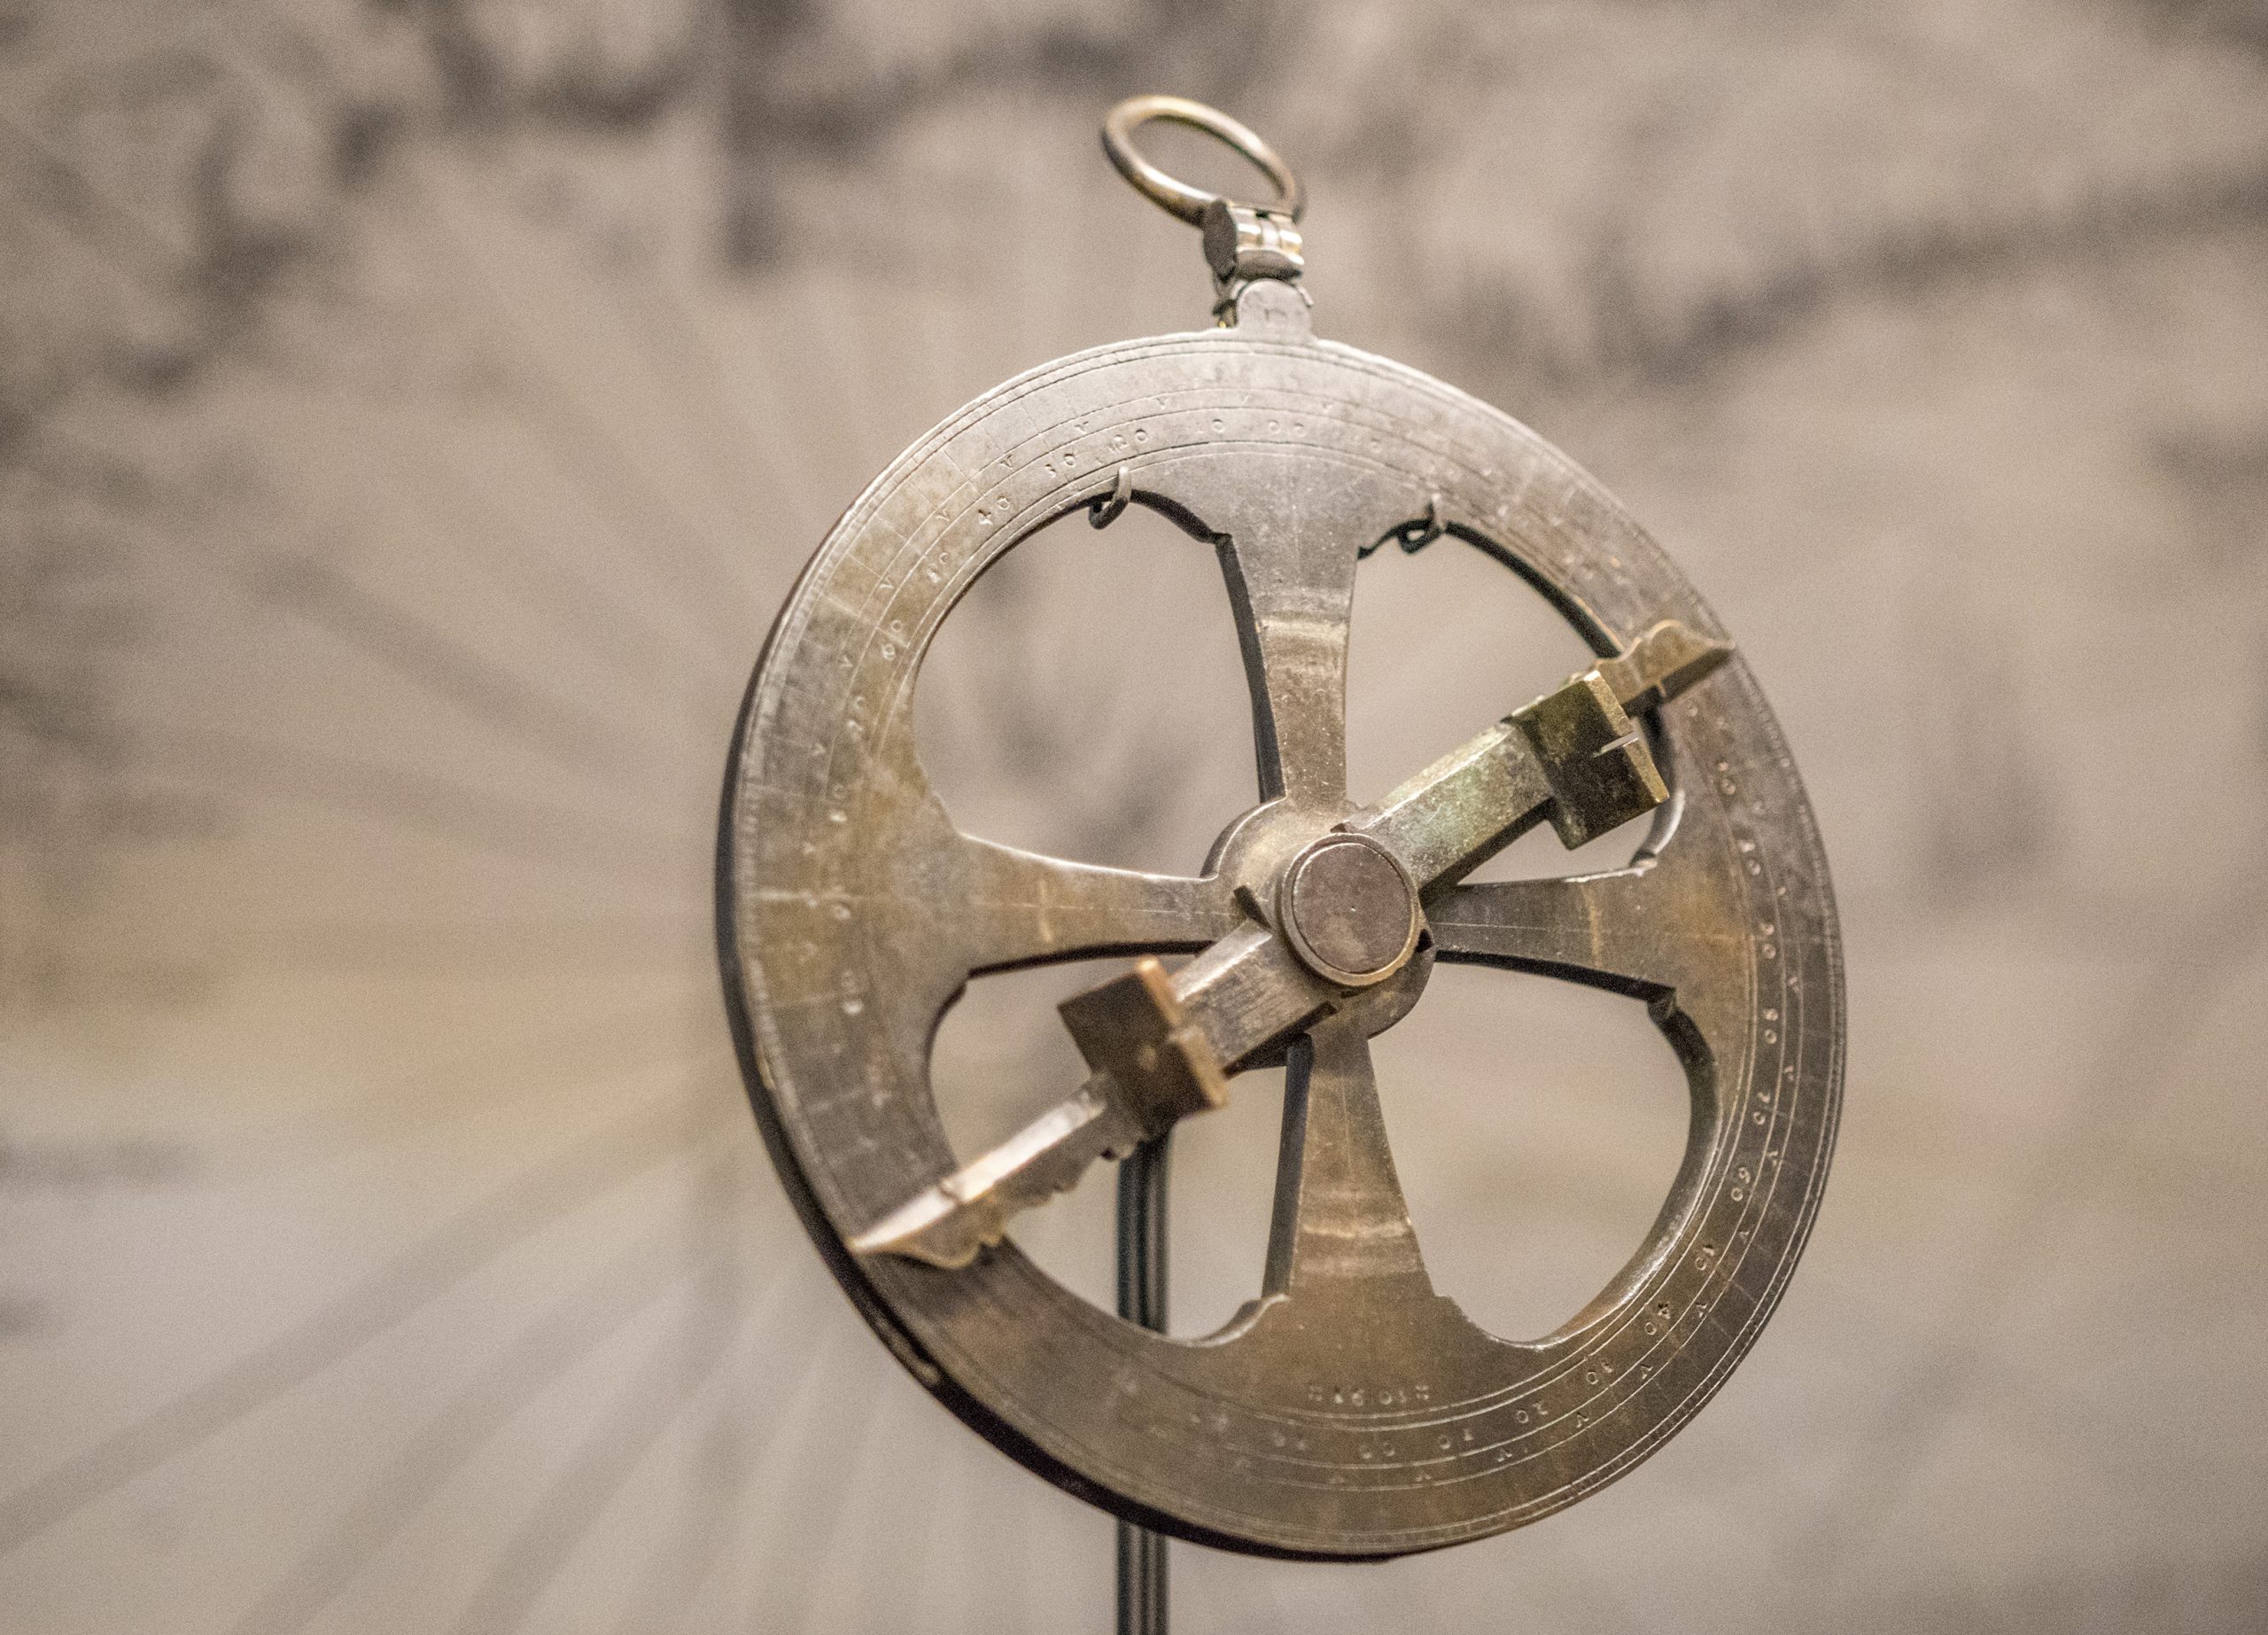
718 97 1843 1571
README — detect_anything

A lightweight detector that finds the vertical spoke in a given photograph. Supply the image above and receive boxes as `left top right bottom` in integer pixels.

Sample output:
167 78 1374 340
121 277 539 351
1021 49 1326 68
1146 461 1417 808
1219 504 1356 805
1263 1012 1431 1295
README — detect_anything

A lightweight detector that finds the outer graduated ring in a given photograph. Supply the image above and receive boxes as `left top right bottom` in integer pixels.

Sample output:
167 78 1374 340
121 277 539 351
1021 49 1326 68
719 317 1844 1559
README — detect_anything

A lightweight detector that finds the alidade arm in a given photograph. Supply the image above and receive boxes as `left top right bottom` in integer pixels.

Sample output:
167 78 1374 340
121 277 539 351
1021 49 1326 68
1350 619 1726 880
850 621 1731 1267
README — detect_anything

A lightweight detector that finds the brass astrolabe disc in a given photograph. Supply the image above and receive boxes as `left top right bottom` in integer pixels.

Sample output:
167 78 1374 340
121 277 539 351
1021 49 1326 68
718 96 1844 1560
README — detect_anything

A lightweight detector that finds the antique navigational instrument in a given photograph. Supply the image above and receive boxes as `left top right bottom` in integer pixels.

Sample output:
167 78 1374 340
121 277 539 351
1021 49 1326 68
718 95 1844 1600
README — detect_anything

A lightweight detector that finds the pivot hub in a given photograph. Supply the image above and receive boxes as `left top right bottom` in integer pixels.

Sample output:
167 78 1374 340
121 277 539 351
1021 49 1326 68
1277 834 1420 987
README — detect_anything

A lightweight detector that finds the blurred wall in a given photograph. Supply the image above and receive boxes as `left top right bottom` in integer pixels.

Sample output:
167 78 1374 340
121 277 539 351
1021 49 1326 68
3 2 2264 1631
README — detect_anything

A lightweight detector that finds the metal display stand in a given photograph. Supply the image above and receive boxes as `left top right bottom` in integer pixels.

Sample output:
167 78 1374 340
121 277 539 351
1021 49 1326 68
1116 1139 1171 1635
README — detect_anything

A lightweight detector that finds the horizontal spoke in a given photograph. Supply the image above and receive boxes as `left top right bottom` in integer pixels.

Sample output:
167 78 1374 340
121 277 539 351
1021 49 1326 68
860 770 1239 974
1425 856 1751 1072
943 835 1238 975
851 787 1239 1073
1429 869 1677 993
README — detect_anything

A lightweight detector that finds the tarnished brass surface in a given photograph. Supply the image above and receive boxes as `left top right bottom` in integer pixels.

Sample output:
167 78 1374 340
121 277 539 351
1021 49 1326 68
719 103 1844 1561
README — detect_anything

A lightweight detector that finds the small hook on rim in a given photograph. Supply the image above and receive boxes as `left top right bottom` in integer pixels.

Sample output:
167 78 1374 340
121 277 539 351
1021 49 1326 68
1402 494 1447 552
1090 464 1133 529
1361 494 1447 559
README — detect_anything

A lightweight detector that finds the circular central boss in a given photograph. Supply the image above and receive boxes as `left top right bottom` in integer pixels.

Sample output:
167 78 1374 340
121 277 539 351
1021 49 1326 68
1278 833 1420 987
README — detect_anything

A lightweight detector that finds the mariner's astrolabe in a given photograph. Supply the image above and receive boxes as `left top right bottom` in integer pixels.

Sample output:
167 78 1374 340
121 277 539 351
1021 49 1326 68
718 96 1844 1560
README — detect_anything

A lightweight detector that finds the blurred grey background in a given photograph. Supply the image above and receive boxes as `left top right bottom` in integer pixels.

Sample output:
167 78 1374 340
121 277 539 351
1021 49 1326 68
3 1 2265 1631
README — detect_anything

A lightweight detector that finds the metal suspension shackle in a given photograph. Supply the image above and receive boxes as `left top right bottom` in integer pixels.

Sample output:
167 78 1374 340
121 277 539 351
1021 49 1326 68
1102 96 1309 299
1101 94 1306 225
